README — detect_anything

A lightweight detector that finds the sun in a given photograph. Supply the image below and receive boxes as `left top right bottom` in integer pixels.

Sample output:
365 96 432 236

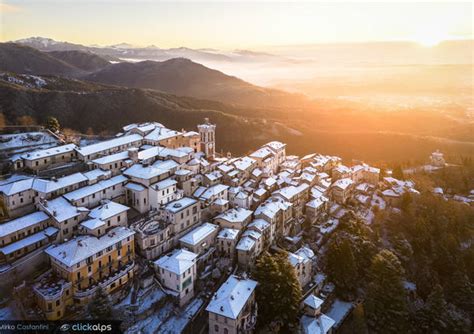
413 28 449 47
416 35 444 47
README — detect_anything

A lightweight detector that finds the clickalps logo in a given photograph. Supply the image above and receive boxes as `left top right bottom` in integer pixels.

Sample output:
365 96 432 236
60 323 71 331
60 322 113 332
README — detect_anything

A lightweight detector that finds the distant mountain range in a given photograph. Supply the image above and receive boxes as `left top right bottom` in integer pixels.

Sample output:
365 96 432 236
14 36 280 63
0 42 307 107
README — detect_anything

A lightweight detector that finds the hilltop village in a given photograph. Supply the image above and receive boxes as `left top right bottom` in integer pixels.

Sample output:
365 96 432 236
0 120 469 333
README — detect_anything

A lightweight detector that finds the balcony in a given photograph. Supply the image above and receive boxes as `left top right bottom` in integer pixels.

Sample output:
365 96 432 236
33 270 72 301
74 261 134 299
241 306 258 332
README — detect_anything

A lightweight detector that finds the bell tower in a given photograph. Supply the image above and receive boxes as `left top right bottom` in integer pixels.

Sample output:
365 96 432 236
197 118 216 159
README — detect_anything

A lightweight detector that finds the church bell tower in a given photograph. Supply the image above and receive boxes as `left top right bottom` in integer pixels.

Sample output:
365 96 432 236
197 118 216 159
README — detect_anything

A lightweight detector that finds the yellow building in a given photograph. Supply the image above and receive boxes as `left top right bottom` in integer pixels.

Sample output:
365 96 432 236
34 226 135 320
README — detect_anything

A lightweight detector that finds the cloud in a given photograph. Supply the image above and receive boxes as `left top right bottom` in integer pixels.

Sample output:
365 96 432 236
0 3 23 13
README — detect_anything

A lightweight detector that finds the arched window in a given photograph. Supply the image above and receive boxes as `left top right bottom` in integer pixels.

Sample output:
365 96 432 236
214 324 219 332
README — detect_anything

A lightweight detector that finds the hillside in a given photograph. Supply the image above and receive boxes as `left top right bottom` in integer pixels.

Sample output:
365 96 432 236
47 50 112 71
5 41 308 108
0 43 80 76
84 58 307 107
0 74 295 154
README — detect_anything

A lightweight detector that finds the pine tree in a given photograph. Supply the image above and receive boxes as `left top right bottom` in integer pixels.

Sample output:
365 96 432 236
446 270 474 318
392 165 404 180
417 284 472 333
365 250 408 333
352 303 369 334
253 251 302 331
416 284 448 332
45 116 60 132
391 235 413 266
88 287 112 319
327 236 358 298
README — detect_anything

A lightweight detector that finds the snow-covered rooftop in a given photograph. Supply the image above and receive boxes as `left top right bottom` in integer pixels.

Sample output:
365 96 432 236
91 151 129 165
0 211 49 238
45 227 134 267
250 147 274 159
264 141 286 151
195 184 229 201
165 197 197 213
217 228 240 240
248 219 270 231
236 236 256 251
304 294 324 310
152 178 177 191
154 248 197 275
0 227 58 255
300 314 335 334
144 127 181 142
21 143 76 160
124 160 178 180
88 201 129 220
41 196 88 222
179 223 218 246
216 208 252 223
33 172 87 194
76 134 142 156
332 178 354 190
0 177 34 196
205 275 257 319
63 175 127 201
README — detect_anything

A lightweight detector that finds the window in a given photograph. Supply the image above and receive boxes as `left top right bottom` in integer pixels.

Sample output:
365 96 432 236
214 325 219 332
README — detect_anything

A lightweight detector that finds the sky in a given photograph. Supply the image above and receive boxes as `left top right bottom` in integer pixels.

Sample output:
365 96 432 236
0 1 472 49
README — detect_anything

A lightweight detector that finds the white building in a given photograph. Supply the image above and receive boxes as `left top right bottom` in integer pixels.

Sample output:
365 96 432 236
206 275 258 334
179 222 218 255
154 249 198 306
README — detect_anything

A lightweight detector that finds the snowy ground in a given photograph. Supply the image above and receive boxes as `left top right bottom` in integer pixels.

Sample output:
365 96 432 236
125 298 203 334
115 284 166 314
359 208 375 225
326 299 354 328
371 194 386 210
0 301 17 320
155 298 204 334
320 218 339 235
116 283 203 334
0 132 58 153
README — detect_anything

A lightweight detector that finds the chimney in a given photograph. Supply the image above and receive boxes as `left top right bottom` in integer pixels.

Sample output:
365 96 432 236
128 148 139 163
